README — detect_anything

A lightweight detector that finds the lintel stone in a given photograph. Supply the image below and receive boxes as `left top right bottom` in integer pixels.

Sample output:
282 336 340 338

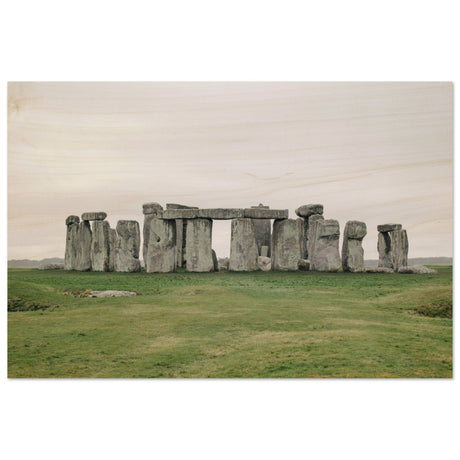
81 212 107 221
378 223 402 233
243 208 288 219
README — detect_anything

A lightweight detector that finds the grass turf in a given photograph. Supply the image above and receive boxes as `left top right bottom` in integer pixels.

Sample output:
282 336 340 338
7 267 452 378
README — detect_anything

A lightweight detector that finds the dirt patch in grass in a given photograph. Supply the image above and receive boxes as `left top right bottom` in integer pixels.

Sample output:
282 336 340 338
410 298 452 318
8 297 59 312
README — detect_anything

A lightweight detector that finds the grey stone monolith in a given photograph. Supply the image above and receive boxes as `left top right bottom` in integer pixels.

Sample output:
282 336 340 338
185 219 213 272
166 203 198 268
91 220 111 271
251 204 271 256
271 219 303 271
115 220 141 272
310 219 341 272
142 202 163 265
378 224 408 270
76 220 92 271
260 245 269 257
306 214 324 260
296 204 324 259
342 221 367 272
212 250 219 272
146 218 176 273
229 218 259 271
64 215 80 270
108 228 117 271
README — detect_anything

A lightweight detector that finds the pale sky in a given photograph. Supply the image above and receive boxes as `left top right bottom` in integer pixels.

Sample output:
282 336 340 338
7 82 452 261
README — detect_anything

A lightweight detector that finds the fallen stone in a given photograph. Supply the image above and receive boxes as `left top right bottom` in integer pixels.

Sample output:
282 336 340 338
271 219 303 271
65 215 80 225
298 259 310 271
260 245 269 257
81 212 107 221
143 203 164 263
76 221 92 271
398 265 437 274
91 220 111 271
365 267 394 273
90 290 137 298
186 219 214 272
377 223 402 233
229 218 259 271
342 220 367 272
243 208 288 219
310 219 341 272
64 216 80 270
143 202 164 215
295 204 324 218
115 220 141 272
39 263 64 270
146 218 176 273
257 256 272 271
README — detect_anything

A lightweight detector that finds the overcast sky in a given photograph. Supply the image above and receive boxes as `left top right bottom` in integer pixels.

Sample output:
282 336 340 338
8 82 452 260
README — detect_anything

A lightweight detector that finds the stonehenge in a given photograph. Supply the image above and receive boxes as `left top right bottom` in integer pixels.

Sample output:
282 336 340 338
64 202 414 274
377 224 408 270
342 221 367 272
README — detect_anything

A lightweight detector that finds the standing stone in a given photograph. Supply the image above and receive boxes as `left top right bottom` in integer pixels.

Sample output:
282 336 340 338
260 246 269 257
64 215 80 270
76 220 92 271
295 204 324 259
115 220 141 272
250 204 271 256
342 221 367 272
306 214 324 261
185 219 213 272
108 228 117 271
166 203 198 268
146 218 176 273
378 224 408 270
142 202 163 266
229 218 259 271
212 249 219 272
91 220 111 271
271 219 303 271
310 219 341 272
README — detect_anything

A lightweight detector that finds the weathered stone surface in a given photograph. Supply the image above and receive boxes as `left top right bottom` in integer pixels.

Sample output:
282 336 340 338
310 219 341 272
64 217 80 270
398 265 437 274
365 267 394 273
108 228 117 271
257 256 272 271
212 249 219 272
250 204 271 256
229 218 259 271
162 209 199 219
271 219 303 271
81 212 107 221
243 208 288 219
305 214 324 260
295 204 324 218
342 220 367 272
378 227 408 270
65 215 80 225
260 245 269 257
90 290 137 298
146 218 176 273
143 202 164 215
186 219 213 272
76 221 92 271
166 204 198 268
143 204 164 264
377 223 402 233
198 208 245 220
298 259 310 271
115 220 141 272
91 220 111 271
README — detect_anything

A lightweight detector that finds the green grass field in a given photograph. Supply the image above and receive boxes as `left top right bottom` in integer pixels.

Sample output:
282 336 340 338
8 267 452 378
